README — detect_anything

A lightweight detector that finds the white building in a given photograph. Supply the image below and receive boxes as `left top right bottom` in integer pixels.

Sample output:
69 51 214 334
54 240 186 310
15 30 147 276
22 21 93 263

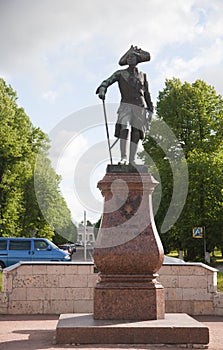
77 225 95 245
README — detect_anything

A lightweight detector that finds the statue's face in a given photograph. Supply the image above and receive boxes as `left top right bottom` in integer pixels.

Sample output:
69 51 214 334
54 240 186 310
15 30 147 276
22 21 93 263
127 54 138 66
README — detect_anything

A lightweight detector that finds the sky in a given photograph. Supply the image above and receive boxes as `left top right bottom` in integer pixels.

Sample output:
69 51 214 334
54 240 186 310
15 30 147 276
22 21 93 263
1 0 223 228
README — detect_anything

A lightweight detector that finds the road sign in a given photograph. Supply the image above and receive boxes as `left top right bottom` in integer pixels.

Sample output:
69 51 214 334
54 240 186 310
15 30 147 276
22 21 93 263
192 226 203 238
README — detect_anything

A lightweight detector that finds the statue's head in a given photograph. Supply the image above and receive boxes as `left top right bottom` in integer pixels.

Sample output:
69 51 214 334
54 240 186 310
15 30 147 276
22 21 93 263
126 53 138 67
119 45 151 66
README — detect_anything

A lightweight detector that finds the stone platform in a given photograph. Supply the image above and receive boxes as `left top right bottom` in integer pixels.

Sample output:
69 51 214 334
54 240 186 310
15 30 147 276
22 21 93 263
56 313 209 346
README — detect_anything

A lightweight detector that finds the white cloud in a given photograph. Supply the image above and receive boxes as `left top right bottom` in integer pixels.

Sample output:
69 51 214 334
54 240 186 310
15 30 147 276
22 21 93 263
1 0 222 101
0 1 214 73
154 34 223 92
42 90 58 103
2 0 223 223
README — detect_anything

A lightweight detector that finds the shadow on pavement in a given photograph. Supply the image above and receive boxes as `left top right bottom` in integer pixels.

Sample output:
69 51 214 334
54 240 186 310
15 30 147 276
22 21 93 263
0 329 55 350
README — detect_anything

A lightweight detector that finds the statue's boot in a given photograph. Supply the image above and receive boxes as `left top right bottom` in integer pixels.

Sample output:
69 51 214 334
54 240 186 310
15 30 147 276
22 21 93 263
129 128 140 164
120 139 127 164
129 141 138 165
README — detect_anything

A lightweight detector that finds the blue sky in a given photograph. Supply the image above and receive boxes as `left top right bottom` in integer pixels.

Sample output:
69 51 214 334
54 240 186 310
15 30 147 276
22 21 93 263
1 0 223 226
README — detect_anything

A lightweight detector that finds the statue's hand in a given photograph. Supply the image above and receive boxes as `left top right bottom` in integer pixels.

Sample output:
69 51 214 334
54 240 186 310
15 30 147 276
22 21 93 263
98 87 106 100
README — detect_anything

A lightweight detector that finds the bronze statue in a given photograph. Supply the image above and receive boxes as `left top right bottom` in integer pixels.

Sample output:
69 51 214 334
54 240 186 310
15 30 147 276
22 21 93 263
96 45 153 165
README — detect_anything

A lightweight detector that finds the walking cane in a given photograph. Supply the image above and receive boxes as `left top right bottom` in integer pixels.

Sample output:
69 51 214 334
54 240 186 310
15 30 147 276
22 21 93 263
102 100 113 165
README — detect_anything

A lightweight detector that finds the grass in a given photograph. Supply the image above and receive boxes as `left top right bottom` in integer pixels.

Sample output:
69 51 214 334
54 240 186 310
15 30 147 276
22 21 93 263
168 249 223 265
212 251 223 265
217 272 223 293
167 250 179 258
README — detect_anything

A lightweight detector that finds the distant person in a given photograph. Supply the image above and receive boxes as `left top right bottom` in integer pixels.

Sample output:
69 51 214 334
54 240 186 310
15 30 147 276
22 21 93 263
96 45 153 165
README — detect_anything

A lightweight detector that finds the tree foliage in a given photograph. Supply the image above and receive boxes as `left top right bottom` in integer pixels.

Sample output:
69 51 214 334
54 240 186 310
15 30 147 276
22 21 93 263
141 78 223 260
0 78 77 241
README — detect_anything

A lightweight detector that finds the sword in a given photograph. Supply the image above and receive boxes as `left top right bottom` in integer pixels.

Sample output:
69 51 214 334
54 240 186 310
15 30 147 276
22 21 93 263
110 138 119 150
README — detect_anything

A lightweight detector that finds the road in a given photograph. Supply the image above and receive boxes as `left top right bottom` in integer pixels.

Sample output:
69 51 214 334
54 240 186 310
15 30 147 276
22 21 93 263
71 246 94 262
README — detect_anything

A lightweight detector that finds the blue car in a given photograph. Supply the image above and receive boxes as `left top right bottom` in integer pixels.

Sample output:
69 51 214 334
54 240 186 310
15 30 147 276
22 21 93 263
0 237 71 270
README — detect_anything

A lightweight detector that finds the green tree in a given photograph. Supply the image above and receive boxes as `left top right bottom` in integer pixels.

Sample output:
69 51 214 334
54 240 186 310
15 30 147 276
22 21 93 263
141 78 223 260
34 153 77 241
0 78 77 241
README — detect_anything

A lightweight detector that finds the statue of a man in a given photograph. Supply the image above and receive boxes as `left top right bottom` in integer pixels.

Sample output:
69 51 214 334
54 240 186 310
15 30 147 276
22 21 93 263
96 45 153 165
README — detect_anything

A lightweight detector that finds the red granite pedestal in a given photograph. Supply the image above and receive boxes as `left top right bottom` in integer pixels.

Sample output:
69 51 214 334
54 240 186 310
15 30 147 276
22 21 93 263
94 274 164 320
56 313 209 346
94 165 165 320
56 165 209 346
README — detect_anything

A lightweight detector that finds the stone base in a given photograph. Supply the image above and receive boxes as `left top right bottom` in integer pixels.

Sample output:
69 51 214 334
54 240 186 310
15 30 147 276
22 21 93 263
94 282 165 320
56 313 209 345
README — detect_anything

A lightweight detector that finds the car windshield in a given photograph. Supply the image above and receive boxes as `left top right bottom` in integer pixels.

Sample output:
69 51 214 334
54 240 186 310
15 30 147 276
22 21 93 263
48 241 60 250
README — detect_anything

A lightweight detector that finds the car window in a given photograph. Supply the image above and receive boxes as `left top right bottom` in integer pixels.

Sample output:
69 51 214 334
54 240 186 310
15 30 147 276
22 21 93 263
0 240 7 250
9 240 31 250
49 241 59 249
34 240 48 250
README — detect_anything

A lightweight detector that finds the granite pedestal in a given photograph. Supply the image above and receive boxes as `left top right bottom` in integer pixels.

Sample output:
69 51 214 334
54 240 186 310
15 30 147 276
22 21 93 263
56 313 209 346
94 165 165 320
56 165 209 346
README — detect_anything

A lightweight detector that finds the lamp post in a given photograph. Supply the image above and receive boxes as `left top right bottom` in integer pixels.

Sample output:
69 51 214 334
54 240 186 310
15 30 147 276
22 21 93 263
84 211 87 261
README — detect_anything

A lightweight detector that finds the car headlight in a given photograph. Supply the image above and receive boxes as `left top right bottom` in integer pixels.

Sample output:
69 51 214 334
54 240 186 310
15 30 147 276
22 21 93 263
64 254 71 260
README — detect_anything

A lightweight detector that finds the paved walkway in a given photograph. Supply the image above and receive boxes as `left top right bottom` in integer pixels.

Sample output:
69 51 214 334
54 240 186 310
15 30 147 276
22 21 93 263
0 314 223 350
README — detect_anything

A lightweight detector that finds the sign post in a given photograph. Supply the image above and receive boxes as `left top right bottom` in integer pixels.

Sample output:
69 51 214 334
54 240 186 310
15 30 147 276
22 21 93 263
192 226 208 263
192 226 203 238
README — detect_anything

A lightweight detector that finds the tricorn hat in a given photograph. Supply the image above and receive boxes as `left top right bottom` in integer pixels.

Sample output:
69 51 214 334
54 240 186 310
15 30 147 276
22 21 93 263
119 45 151 66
